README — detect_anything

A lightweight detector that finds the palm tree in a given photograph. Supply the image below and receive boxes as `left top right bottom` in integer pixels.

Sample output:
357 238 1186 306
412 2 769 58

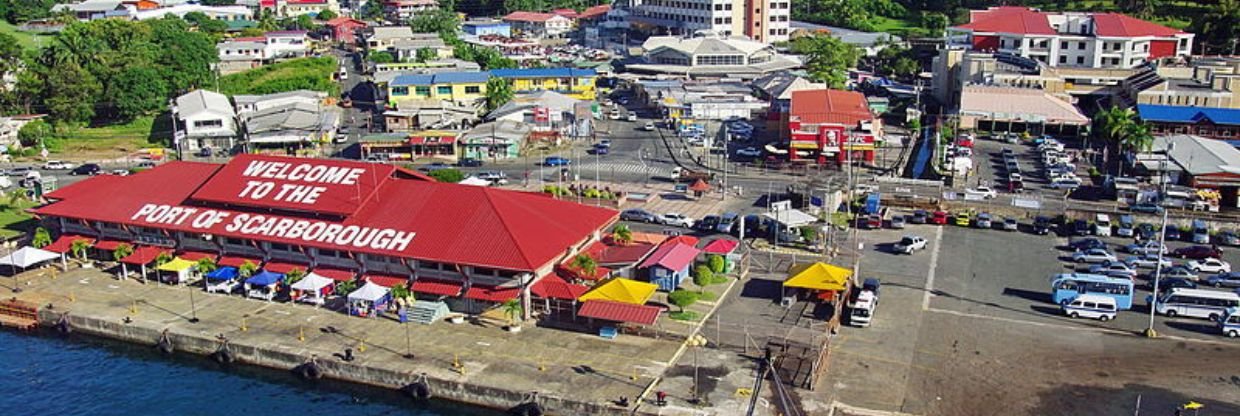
612 224 633 246
112 243 134 262
31 227 51 248
500 298 523 327
69 239 90 261
484 77 513 111
1122 122 1154 153
285 268 305 285
571 253 598 279
238 260 258 278
196 257 217 274
153 251 172 267
1093 106 1136 174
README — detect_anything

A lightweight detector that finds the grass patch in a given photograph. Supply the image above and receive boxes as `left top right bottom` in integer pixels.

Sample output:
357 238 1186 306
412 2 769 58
669 311 700 321
42 116 169 157
0 20 54 51
220 57 340 96
0 195 39 239
709 275 730 285
696 291 717 302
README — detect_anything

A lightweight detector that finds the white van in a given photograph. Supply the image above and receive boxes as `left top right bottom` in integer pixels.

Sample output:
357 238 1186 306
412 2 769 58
1062 294 1118 321
1156 288 1240 321
1220 307 1240 338
849 290 877 327
1094 214 1112 237
1050 176 1082 190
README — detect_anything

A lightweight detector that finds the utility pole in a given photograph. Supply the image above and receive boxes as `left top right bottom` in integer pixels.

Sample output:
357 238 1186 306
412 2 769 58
1145 142 1174 338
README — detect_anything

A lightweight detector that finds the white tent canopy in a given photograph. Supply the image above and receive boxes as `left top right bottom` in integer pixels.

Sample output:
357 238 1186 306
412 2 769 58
347 281 390 302
0 246 60 269
763 209 818 228
290 272 334 292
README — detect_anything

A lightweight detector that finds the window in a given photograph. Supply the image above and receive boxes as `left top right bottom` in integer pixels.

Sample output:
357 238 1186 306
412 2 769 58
724 3 730 10
415 86 431 96
715 17 723 24
695 54 744 65
437 86 452 95
1059 55 1066 64
270 243 290 252
1078 42 1085 50
1077 56 1085 65
465 85 480 94
193 119 223 128
1060 41 1067 49
392 86 409 96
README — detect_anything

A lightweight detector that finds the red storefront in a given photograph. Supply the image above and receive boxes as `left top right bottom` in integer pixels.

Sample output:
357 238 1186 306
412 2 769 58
787 89 880 165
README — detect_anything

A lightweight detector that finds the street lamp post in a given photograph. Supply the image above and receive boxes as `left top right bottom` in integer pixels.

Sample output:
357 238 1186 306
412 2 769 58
187 281 199 323
1145 143 1174 338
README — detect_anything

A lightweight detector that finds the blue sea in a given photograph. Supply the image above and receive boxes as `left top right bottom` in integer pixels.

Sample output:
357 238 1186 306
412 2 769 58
0 330 498 416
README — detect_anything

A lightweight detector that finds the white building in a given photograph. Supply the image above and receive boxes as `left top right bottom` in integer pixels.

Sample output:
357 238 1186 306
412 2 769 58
234 90 327 115
628 34 800 79
174 90 237 152
502 12 574 38
130 4 253 21
630 0 790 43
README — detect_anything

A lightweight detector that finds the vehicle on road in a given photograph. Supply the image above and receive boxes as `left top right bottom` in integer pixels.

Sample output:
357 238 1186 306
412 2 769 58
1002 217 1019 231
110 169 130 176
910 210 928 224
1050 176 1082 190
1033 216 1053 235
1154 288 1240 320
659 213 695 228
1174 245 1222 260
1128 203 1164 214
1188 258 1231 274
1125 241 1167 256
475 171 508 184
1073 248 1117 263
1050 273 1133 309
544 156 572 166
1123 254 1173 269
1219 308 1240 337
1089 261 1138 279
953 211 970 226
620 209 660 223
43 160 74 170
931 211 948 225
598 139 611 148
1216 231 1240 247
589 144 610 155
70 164 101 176
609 110 622 120
893 235 927 254
889 216 906 229
419 162 451 172
735 147 762 157
1204 272 1240 288
975 212 993 229
6 166 33 177
696 215 720 231
626 113 637 122
716 212 739 234
457 158 484 167
1062 294 1118 321
643 122 655 131
671 166 714 183
964 186 997 199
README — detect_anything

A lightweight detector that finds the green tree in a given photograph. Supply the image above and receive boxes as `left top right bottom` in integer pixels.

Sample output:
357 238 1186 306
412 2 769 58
875 45 919 80
113 66 170 121
790 34 860 89
0 33 20 78
370 51 396 64
32 227 51 248
153 251 172 267
315 9 338 20
612 224 632 245
504 0 547 13
485 76 513 111
706 254 726 274
919 12 949 34
238 260 258 278
149 18 218 94
692 265 714 289
17 119 52 148
43 61 99 124
501 298 523 326
1093 105 1135 172
200 0 237 5
336 279 357 294
1191 0 1240 56
416 47 438 62
0 0 56 23
570 253 597 279
668 290 700 312
427 168 465 183
285 268 306 284
112 243 134 262
1122 122 1154 154
409 9 460 38
196 257 218 274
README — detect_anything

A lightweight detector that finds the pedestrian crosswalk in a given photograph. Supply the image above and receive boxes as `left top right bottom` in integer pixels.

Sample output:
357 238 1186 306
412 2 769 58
573 160 668 176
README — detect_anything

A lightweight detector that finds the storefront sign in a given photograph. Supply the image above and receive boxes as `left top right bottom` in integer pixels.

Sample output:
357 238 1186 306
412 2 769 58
128 203 416 252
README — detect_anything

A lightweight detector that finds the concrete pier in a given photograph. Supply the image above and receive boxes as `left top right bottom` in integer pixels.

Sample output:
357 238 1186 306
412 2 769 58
16 268 690 415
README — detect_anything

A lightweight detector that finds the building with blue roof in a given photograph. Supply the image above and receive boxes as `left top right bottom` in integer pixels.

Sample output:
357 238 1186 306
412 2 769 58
489 68 598 100
388 71 491 107
1138 104 1240 143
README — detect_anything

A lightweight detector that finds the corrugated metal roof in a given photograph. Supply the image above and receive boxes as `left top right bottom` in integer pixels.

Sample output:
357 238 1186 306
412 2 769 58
530 274 589 300
391 71 490 86
638 242 700 271
578 300 662 325
1092 13 1182 37
790 89 873 127
1138 105 1240 126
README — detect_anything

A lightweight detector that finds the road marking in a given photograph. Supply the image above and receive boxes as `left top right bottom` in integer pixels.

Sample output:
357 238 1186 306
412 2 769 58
921 225 945 311
924 307 1239 346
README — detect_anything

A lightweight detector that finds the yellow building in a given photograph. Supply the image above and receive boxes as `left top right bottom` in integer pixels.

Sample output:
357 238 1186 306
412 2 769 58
387 72 489 107
490 68 597 101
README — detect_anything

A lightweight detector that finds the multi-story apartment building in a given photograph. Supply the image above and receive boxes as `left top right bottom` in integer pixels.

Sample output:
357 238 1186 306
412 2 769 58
946 7 1193 70
630 0 789 43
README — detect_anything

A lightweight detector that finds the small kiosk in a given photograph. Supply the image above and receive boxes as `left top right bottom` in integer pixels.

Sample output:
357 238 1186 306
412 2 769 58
290 272 335 306
244 271 284 301
156 257 198 285
347 281 392 318
205 267 241 294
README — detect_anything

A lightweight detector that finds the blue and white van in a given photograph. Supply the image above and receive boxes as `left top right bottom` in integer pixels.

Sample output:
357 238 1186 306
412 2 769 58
1061 294 1118 321
1192 220 1211 244
1219 307 1240 338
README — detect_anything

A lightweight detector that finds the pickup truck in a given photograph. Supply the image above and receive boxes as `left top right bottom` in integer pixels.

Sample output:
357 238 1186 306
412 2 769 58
671 166 714 183
43 160 75 170
893 235 927 254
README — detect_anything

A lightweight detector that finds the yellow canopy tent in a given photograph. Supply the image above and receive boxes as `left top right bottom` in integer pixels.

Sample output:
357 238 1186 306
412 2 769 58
783 262 853 292
157 257 197 273
578 278 658 305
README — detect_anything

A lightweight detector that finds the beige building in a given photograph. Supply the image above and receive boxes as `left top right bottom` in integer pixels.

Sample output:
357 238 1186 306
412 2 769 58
1119 56 1240 109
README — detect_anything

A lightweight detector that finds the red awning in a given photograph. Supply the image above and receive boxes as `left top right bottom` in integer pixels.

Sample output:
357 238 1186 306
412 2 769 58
313 267 356 281
578 300 662 325
264 261 307 274
412 278 462 296
94 240 126 251
178 251 216 261
408 136 457 145
464 285 520 303
44 235 94 254
120 246 171 265
219 255 262 268
530 274 588 300
365 273 409 288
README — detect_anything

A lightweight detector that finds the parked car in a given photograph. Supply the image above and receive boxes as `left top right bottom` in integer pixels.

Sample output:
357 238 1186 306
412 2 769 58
6 166 33 177
1116 215 1135 237
893 235 928 254
1124 241 1167 256
110 169 130 176
1163 226 1182 241
1136 223 1157 241
696 215 720 231
1162 266 1198 281
1216 231 1240 247
1073 248 1117 264
1089 261 1138 279
910 210 929 224
419 162 451 172
620 209 659 223
1128 203 1164 214
1187 258 1231 274
42 160 74 170
1061 294 1117 321
889 216 906 229
659 213 695 228
1123 254 1173 270
598 139 612 148
1152 277 1197 292
1173 245 1222 260
543 156 572 166
1033 216 1053 235
975 213 993 229
1050 177 1083 190
643 122 656 131
196 147 213 158
70 163 101 176
627 113 638 122
457 158 484 167
1072 219 1092 236
931 210 949 225
1203 272 1240 288
475 171 508 184
1001 217 1019 231
717 212 739 233
964 186 998 199
954 212 971 226
1069 237 1107 251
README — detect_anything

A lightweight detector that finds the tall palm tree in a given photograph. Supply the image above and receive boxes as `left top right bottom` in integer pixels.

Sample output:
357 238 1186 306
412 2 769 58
1122 122 1154 154
31 227 51 248
570 253 598 279
1093 106 1136 174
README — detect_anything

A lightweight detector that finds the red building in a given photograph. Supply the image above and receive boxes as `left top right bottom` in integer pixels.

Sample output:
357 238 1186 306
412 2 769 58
324 17 367 43
787 89 880 165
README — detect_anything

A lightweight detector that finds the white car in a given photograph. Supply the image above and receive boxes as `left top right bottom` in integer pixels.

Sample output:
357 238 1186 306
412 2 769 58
609 111 622 120
643 122 655 131
1072 248 1117 264
735 147 762 157
627 113 637 122
1122 254 1172 269
1089 261 1138 279
1050 177 1083 190
42 160 74 170
110 169 131 176
1038 140 1065 152
659 213 695 228
893 235 927 254
964 186 997 199
1187 258 1232 274
476 171 509 184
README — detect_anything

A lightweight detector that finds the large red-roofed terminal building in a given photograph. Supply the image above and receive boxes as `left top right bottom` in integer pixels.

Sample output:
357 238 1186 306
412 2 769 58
32 155 618 316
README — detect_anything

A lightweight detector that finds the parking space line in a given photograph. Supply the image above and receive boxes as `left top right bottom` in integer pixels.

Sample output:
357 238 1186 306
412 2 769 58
921 225 944 311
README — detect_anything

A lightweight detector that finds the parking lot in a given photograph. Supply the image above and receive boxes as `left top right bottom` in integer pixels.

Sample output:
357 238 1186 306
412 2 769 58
965 134 1086 200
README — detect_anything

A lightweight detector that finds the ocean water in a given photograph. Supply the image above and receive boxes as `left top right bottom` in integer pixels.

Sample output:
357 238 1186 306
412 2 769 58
0 330 499 416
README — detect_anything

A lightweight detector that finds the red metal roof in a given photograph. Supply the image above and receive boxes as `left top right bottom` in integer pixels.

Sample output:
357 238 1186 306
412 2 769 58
503 11 558 22
44 235 93 254
94 240 126 251
219 255 262 268
313 267 356 281
638 242 700 271
530 274 589 300
120 246 170 265
324 17 365 27
264 261 308 274
412 278 462 296
583 240 657 265
464 285 520 303
578 300 662 325
551 8 578 18
190 154 396 217
702 238 739 255
1092 13 1182 37
44 175 121 201
790 89 873 127
578 4 610 19
556 262 611 281
365 273 409 288
955 7 1055 35
178 251 216 261
31 156 618 272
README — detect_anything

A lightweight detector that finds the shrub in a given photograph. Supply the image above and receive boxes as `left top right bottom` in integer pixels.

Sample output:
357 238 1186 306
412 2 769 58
692 265 714 288
707 254 726 274
668 290 700 312
427 168 465 183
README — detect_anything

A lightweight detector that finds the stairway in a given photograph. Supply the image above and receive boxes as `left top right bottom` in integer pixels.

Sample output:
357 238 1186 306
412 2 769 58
409 300 450 324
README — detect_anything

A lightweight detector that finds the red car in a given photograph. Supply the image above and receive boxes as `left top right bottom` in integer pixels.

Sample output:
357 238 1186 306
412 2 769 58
1173 245 1222 260
930 210 949 225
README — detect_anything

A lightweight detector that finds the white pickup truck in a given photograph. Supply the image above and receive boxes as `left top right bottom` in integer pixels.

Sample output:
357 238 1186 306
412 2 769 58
42 160 75 170
893 235 927 254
